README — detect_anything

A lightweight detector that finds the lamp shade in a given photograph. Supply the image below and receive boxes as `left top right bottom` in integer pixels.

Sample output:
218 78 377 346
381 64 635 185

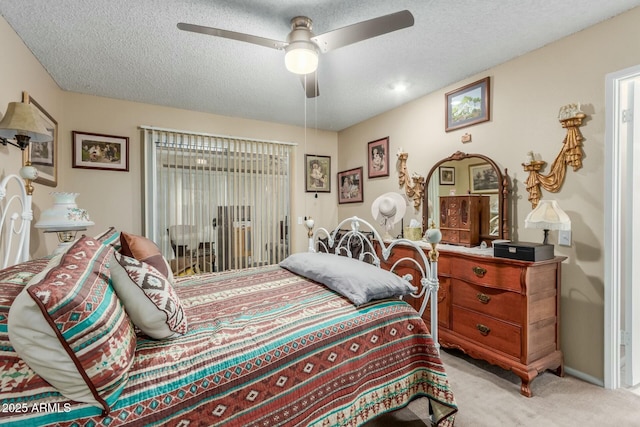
524 200 571 231
35 192 94 231
0 102 51 142
284 41 318 75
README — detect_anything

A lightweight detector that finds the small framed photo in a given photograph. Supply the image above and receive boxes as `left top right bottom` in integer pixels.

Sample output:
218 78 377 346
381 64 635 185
338 167 363 204
439 166 455 185
445 76 491 132
367 136 389 178
305 154 331 192
22 92 58 187
72 131 129 172
469 162 499 193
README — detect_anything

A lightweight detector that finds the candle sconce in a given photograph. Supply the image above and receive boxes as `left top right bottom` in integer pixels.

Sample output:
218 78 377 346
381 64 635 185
522 103 586 208
396 150 424 211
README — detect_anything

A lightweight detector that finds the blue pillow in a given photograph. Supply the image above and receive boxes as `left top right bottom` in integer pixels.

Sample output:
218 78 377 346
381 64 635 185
279 252 416 306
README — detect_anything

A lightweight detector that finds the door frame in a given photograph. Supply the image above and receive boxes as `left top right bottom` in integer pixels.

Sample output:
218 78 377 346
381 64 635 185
604 63 640 389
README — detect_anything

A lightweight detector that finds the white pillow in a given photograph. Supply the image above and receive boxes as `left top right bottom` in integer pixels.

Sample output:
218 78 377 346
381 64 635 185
279 252 416 306
109 252 187 339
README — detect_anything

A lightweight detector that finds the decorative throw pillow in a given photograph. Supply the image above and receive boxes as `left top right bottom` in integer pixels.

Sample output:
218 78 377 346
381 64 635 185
94 226 122 250
279 252 417 306
119 231 174 282
110 252 187 339
8 236 137 414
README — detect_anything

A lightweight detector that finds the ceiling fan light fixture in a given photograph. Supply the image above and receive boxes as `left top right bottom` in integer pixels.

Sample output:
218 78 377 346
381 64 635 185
284 41 318 75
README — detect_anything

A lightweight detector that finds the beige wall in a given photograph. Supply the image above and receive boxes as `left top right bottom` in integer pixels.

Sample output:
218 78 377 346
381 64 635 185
338 7 640 380
1 17 338 259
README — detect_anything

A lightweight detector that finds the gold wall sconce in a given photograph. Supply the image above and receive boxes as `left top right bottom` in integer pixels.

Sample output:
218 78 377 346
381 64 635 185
396 149 424 211
522 103 586 208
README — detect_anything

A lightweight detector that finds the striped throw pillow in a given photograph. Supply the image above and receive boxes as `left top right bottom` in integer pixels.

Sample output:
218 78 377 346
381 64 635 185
8 236 136 414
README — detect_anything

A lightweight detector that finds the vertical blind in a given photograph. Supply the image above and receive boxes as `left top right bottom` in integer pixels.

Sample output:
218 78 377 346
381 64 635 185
142 126 293 273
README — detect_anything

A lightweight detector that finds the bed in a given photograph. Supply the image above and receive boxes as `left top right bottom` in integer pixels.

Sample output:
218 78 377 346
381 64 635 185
0 175 457 426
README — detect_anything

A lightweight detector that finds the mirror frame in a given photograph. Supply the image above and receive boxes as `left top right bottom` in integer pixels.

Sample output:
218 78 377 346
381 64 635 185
422 150 510 241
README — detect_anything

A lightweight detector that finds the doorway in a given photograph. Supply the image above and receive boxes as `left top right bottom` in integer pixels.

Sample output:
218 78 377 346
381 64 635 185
604 64 640 390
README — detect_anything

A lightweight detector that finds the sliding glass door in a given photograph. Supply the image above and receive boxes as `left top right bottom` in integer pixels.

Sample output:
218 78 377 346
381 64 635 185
143 127 293 274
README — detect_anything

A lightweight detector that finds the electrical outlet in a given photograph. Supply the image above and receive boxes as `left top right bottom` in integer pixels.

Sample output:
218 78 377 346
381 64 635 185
558 230 572 247
297 216 303 225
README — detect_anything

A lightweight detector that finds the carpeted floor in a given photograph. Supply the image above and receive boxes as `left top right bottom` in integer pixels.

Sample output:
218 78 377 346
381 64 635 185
367 348 640 426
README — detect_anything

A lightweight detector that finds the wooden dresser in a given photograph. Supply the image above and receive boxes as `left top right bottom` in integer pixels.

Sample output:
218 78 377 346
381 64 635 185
380 243 566 397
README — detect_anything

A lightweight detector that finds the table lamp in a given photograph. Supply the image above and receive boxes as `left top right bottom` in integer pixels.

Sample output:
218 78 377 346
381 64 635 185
35 192 95 253
524 199 571 245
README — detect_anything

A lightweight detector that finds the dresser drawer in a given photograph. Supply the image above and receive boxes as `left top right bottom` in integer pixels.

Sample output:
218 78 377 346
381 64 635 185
452 279 522 324
454 258 524 292
452 307 521 358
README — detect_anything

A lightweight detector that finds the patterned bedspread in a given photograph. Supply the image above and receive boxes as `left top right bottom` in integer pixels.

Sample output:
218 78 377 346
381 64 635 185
0 261 457 426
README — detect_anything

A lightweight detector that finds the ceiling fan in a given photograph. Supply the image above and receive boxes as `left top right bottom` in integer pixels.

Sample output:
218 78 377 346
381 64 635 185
177 10 414 98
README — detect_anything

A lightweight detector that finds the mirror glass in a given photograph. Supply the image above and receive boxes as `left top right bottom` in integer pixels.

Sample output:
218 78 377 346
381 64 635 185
422 151 509 244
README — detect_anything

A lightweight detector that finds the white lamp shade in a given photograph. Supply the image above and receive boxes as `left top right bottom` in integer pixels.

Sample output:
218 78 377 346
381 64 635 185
524 200 571 231
284 42 318 75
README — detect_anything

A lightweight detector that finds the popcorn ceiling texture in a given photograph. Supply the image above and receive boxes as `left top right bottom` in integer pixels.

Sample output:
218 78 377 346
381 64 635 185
1 0 638 130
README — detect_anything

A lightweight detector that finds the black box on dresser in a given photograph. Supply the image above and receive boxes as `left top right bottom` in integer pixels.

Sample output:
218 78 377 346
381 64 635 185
493 241 554 261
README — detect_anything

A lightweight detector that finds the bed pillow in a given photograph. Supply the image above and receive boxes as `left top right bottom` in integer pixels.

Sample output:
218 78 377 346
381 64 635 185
279 252 417 306
119 231 174 282
110 251 187 339
8 236 137 414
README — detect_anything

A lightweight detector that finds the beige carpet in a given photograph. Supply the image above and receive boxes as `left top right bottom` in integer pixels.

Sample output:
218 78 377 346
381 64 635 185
367 348 640 426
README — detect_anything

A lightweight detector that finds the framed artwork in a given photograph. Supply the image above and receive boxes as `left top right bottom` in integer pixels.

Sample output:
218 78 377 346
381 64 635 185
305 154 331 192
72 131 129 172
445 76 491 132
469 162 499 193
439 166 455 185
21 92 57 187
367 136 389 178
338 167 363 204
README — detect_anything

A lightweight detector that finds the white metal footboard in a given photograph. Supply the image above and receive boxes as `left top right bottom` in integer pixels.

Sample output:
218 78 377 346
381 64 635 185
308 216 440 346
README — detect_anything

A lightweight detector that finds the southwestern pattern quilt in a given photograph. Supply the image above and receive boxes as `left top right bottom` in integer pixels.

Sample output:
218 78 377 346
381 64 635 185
1 262 457 426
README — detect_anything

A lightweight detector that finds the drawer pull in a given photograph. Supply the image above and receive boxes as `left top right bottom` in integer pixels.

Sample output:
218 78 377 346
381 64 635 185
472 266 487 277
476 324 491 336
476 293 491 304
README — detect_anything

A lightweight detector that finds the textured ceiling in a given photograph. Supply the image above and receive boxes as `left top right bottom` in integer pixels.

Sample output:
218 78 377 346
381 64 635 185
2 1 639 131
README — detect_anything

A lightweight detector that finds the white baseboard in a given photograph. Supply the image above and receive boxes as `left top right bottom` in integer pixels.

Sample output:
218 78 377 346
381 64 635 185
564 366 605 388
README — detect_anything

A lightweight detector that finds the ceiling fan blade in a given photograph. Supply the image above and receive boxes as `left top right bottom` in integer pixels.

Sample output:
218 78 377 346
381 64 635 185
177 22 287 50
299 71 319 98
312 10 414 53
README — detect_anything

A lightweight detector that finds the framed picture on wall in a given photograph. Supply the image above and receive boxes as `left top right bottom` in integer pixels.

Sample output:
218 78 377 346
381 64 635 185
305 154 331 192
445 76 491 132
439 166 455 185
367 136 389 178
469 162 499 193
72 131 130 172
21 91 58 187
338 167 363 204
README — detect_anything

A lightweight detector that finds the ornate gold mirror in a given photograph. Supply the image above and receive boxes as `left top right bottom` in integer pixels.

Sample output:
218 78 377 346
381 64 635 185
422 151 509 245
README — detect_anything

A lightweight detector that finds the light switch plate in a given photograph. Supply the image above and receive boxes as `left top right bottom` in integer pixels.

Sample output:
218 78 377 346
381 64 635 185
558 230 572 246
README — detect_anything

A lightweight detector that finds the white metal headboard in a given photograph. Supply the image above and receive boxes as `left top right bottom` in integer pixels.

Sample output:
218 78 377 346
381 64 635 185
0 174 32 269
310 216 440 345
